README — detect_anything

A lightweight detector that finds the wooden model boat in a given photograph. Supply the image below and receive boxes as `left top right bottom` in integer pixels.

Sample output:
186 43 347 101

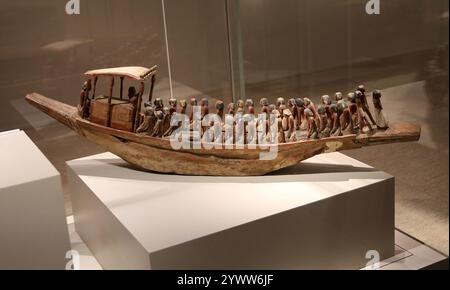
25 65 421 176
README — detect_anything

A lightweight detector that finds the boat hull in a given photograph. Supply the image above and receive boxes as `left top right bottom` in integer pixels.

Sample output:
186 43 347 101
25 93 421 176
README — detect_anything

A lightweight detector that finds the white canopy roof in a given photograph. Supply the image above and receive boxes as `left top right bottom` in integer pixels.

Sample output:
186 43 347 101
84 65 157 81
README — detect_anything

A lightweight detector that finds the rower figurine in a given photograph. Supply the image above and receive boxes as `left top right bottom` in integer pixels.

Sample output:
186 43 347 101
168 98 177 115
151 110 165 137
317 105 331 138
355 90 374 134
357 85 376 126
372 90 389 129
227 103 236 115
329 104 340 136
295 98 306 130
334 92 343 103
136 104 156 134
260 98 269 115
236 100 245 114
245 99 255 115
305 108 319 139
189 97 197 122
216 100 225 123
79 80 92 119
179 99 187 115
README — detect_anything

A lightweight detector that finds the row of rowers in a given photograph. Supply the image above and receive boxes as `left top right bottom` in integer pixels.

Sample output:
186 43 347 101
135 85 389 142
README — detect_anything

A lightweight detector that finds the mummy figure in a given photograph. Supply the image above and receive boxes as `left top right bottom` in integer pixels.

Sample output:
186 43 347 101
372 90 389 129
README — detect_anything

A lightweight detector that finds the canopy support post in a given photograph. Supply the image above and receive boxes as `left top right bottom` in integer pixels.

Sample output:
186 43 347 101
120 77 124 100
107 77 114 127
148 74 156 103
92 76 98 99
133 82 145 132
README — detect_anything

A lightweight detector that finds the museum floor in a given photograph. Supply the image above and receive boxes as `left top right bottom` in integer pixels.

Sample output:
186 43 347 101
4 49 449 257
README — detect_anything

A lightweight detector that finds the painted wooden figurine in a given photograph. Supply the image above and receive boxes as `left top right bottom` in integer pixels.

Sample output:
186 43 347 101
372 90 389 129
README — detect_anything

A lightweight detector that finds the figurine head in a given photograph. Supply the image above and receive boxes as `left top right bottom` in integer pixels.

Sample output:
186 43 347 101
200 97 208 107
216 100 224 111
145 106 155 117
163 107 170 115
190 97 197 106
169 98 177 107
295 98 304 108
317 105 326 115
237 99 245 108
179 99 187 109
304 108 314 117
245 99 254 107
355 90 363 100
337 100 348 112
330 104 338 113
154 98 163 109
372 90 382 99
155 110 164 119
347 92 356 103
260 98 269 107
357 85 366 94
268 104 276 114
128 86 137 99
303 98 312 106
276 97 285 108
288 98 296 109
321 95 331 105
82 81 89 91
334 92 343 101
227 103 235 114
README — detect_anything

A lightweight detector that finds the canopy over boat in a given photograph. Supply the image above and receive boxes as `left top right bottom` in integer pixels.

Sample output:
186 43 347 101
84 65 158 81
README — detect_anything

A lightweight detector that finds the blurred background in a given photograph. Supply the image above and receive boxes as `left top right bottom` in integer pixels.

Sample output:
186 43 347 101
0 0 448 255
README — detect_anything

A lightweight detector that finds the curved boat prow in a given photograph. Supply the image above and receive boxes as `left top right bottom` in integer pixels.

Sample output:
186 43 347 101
25 93 78 130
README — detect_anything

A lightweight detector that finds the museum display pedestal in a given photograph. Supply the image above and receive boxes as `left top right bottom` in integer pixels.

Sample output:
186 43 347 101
0 130 71 270
67 151 395 270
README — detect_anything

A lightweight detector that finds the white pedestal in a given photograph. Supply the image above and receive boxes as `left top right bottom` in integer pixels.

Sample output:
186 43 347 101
0 130 70 270
68 152 395 270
